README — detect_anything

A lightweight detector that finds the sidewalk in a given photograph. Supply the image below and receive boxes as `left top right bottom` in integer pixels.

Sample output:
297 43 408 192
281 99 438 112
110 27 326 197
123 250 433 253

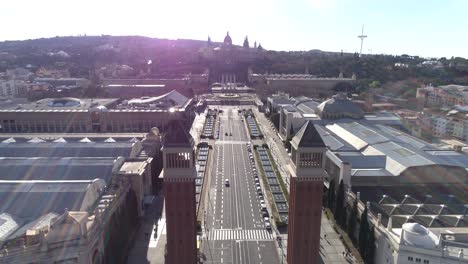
275 213 356 264
127 195 166 264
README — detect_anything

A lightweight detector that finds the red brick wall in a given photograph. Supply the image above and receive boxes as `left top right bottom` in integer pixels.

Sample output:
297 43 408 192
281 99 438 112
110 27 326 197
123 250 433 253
287 178 323 264
164 180 197 264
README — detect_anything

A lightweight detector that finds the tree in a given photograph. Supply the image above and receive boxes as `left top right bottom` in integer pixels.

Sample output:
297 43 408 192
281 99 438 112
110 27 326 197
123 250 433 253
369 80 380 89
367 225 376 264
327 179 335 209
359 204 369 260
269 113 280 130
347 198 358 241
334 180 345 227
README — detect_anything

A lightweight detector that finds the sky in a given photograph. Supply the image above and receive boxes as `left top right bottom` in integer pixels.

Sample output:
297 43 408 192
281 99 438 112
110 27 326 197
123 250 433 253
1 0 468 58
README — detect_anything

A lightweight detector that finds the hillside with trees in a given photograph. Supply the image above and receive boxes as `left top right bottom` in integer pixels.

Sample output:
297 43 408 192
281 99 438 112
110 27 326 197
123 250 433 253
1 36 468 94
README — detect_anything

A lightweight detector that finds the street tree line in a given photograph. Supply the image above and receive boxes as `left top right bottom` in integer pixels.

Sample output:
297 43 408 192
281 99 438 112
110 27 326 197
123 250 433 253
327 179 376 264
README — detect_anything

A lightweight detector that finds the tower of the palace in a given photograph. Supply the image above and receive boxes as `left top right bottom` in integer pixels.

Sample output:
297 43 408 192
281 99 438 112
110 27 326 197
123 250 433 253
162 127 197 264
286 121 327 264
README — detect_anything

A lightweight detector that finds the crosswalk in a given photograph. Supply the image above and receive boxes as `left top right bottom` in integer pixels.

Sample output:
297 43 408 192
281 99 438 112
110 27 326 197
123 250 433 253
215 140 250 145
208 229 272 241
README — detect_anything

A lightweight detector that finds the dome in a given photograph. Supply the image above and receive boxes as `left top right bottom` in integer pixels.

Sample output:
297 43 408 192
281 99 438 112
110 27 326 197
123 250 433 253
89 105 109 112
404 222 429 235
402 223 438 249
316 94 364 119
223 32 232 45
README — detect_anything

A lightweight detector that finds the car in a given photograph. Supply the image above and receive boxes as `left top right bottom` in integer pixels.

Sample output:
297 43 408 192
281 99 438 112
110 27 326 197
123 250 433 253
260 199 265 204
225 179 230 187
262 210 269 217
264 217 270 223
256 187 261 192
260 203 267 210
255 182 260 187
225 132 228 136
265 222 272 230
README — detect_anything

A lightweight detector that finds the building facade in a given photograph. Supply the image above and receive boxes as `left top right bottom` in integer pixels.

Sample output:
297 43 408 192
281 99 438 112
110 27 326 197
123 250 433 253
0 80 28 97
199 32 259 85
0 94 193 134
416 106 468 142
416 85 468 107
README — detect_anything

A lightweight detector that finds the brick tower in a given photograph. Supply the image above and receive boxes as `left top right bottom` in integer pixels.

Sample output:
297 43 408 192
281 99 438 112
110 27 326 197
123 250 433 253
286 121 327 264
162 127 197 264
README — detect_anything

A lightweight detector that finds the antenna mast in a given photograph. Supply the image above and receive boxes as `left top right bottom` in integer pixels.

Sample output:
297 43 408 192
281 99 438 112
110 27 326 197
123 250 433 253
357 24 367 57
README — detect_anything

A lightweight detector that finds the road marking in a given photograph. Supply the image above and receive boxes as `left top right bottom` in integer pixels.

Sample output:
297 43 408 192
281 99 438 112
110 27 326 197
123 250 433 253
208 229 272 241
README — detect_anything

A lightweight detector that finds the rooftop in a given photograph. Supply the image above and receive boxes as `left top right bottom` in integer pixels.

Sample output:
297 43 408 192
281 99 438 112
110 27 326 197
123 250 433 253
320 121 468 177
0 179 104 242
0 97 118 111
292 121 325 148
0 157 117 182
317 94 364 119
0 141 135 157
355 185 468 229
126 90 189 109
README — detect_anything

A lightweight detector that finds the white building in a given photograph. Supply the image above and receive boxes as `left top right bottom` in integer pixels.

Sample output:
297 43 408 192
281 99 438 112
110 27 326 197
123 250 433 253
418 106 468 142
0 80 28 97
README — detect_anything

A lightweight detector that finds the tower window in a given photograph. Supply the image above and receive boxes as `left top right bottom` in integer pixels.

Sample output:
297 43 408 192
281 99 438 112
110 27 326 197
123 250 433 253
299 152 322 168
166 152 191 168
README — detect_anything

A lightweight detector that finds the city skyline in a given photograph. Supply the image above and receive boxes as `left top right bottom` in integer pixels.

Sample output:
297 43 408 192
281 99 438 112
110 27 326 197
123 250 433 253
1 0 468 58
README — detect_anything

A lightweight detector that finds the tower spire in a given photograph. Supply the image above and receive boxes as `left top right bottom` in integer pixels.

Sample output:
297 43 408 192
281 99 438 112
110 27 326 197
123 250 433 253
243 36 249 48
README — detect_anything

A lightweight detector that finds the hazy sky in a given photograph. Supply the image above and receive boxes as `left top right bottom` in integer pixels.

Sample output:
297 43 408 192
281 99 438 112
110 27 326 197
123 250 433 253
2 0 468 58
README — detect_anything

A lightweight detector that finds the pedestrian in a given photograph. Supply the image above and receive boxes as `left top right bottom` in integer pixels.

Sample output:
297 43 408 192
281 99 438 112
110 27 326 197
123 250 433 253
144 232 149 239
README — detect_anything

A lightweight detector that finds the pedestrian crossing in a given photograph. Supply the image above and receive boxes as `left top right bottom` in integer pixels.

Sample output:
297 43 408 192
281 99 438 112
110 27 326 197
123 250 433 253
208 229 272 241
215 140 250 145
